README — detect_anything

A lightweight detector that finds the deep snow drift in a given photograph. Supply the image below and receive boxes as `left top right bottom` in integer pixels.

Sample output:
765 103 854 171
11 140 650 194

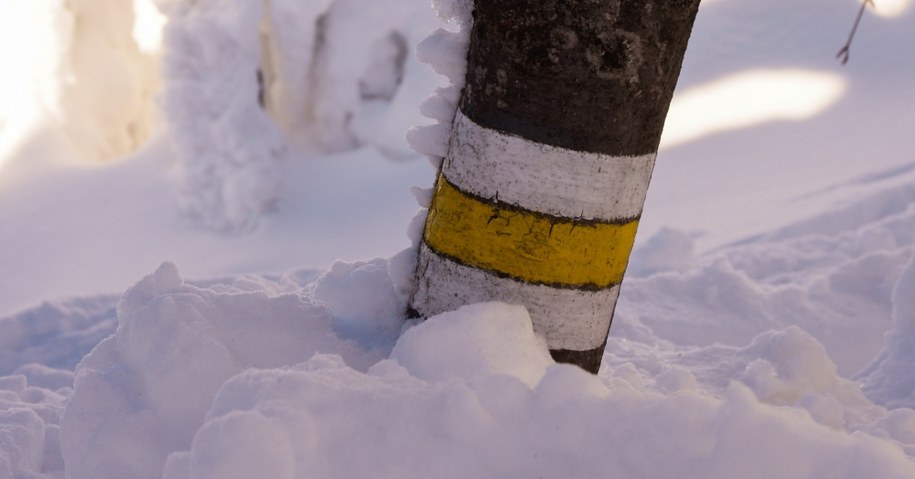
2 0 915 477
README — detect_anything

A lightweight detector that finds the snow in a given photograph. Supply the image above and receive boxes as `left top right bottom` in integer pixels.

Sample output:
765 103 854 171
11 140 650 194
660 68 847 150
59 262 383 479
1 0 915 478
859 254 915 409
160 0 286 230
390 302 554 387
871 0 913 18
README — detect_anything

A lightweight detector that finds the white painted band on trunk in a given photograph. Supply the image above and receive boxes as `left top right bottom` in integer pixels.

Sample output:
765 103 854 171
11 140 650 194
413 243 620 351
443 111 657 221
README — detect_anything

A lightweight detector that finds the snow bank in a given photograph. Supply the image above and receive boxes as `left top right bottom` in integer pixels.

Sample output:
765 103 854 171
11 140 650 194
622 184 915 376
36 156 915 479
4 1 915 477
165 357 915 479
48 253 915 479
59 261 387 479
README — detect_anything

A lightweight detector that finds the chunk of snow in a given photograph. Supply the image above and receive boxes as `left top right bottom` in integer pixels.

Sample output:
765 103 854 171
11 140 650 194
391 302 553 386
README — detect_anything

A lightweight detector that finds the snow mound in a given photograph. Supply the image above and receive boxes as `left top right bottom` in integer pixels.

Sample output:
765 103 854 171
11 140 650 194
47 255 915 479
391 302 553 386
59 262 372 479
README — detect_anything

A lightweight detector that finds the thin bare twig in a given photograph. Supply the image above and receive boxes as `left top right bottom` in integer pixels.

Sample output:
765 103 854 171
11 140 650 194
837 0 875 65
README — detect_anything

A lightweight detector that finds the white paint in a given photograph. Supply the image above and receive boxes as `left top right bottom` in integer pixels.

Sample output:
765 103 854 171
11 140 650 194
661 69 846 150
443 111 656 221
412 244 620 351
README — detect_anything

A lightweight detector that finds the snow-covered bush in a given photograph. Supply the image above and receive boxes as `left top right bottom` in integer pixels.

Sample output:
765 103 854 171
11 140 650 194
158 0 444 230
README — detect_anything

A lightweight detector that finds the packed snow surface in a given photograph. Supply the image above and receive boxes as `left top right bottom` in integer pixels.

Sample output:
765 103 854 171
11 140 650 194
2 0 915 477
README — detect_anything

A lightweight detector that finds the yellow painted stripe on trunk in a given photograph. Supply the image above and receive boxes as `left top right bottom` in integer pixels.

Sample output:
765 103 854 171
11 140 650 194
423 176 639 289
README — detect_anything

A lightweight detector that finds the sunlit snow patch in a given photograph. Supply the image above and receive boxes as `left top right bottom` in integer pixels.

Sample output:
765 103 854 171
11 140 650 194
660 69 847 150
0 1 71 172
870 0 912 18
0 0 164 170
131 0 167 54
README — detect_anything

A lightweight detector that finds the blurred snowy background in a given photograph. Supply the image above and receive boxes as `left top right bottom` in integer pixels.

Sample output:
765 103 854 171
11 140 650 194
1 0 915 477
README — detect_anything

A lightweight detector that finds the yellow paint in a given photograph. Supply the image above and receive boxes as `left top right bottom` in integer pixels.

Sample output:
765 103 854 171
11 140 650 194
423 177 640 289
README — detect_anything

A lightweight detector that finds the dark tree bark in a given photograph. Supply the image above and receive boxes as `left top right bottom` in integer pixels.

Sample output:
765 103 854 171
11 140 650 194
463 0 700 156
411 0 702 373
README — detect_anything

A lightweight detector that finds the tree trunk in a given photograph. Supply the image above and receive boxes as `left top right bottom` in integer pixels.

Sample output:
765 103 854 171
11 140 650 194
410 0 702 373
